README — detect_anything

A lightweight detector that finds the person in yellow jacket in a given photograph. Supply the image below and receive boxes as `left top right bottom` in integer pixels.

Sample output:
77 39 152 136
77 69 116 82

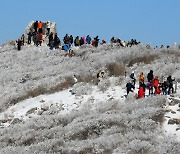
138 72 144 86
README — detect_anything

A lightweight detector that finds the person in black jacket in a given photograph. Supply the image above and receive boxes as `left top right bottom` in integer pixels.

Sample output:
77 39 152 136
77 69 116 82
27 31 33 44
126 81 135 96
34 20 38 32
48 32 53 46
167 75 175 94
17 38 22 50
53 33 60 49
94 36 99 47
69 35 73 45
161 81 168 95
147 70 154 82
80 37 84 46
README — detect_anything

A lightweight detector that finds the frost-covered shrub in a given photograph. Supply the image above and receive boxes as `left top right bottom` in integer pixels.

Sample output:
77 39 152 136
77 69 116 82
108 76 124 86
71 82 93 96
97 78 111 92
1 43 179 111
0 95 179 154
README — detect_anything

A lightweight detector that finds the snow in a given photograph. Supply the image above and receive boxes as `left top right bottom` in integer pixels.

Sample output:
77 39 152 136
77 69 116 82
0 83 126 122
0 80 179 142
163 102 180 141
0 42 180 153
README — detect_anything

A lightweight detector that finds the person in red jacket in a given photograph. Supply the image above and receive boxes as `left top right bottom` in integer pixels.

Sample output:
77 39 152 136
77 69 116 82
38 21 43 33
156 86 161 95
153 76 159 94
138 86 145 99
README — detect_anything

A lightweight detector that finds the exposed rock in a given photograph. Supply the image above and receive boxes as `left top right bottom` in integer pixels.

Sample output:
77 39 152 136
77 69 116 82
171 98 180 105
168 118 180 125
40 99 45 103
26 107 38 115
177 109 180 112
177 119 180 124
37 110 44 115
176 128 180 131
169 101 177 106
170 94 175 97
164 109 171 112
24 21 57 45
41 105 49 111
10 118 22 125
168 119 176 125
171 110 176 114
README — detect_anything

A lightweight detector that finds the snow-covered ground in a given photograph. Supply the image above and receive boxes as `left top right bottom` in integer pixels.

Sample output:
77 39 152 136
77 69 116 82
0 42 180 153
0 78 180 141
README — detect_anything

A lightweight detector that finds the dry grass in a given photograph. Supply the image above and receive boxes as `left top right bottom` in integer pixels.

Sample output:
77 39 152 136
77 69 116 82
5 78 74 110
5 76 95 110
77 75 95 84
27 86 47 97
49 77 73 93
106 62 125 76
128 55 157 67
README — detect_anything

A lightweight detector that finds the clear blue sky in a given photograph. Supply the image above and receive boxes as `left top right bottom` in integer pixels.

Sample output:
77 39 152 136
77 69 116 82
0 0 179 46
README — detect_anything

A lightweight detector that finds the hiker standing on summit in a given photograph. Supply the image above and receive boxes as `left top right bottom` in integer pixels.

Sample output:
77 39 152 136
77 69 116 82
34 20 38 32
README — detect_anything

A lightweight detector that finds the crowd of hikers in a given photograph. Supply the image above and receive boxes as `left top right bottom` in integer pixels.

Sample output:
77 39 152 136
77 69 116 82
16 20 141 51
126 70 176 99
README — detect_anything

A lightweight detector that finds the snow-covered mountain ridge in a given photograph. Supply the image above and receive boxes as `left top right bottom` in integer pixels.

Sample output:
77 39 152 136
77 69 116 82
0 43 180 153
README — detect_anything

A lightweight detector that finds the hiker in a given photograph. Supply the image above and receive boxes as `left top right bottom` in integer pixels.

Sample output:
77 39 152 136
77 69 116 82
140 81 146 93
17 38 22 50
138 86 145 99
39 33 43 46
167 75 175 94
36 33 40 46
74 36 80 46
21 34 25 45
27 31 33 44
69 35 73 45
126 81 135 96
46 21 51 36
110 37 115 44
101 39 106 44
54 33 60 49
48 32 53 46
138 72 144 86
80 37 84 46
147 70 154 82
82 36 86 44
153 76 159 94
94 36 99 47
38 21 43 33
156 86 162 95
97 71 105 82
34 20 38 32
130 71 136 87
86 35 91 44
63 34 70 44
147 80 153 96
92 39 95 47
33 32 38 45
161 81 168 95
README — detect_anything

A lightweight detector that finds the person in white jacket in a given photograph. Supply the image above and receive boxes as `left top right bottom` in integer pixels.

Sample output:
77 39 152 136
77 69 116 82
46 21 51 36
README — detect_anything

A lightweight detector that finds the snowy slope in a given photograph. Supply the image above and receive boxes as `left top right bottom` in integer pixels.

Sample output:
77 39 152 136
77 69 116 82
0 43 180 153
